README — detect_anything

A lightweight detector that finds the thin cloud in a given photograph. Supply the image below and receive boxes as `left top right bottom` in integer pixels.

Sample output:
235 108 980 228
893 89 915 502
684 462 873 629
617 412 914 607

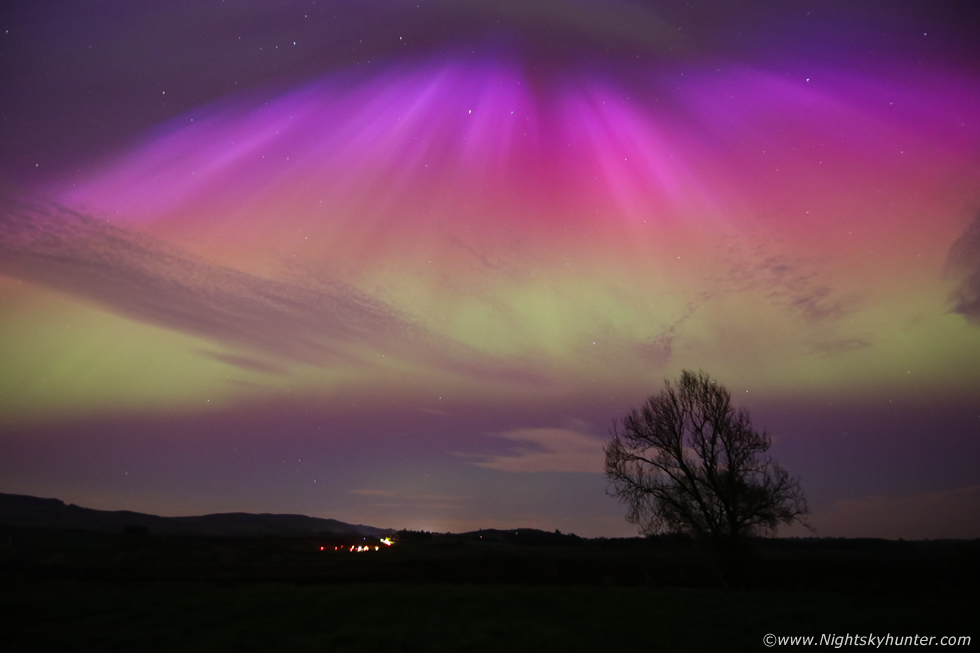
723 234 856 326
756 258 851 324
348 488 466 511
197 351 286 375
944 214 980 324
0 198 414 363
473 426 606 473
805 338 871 357
786 485 980 540
348 489 466 502
0 197 548 386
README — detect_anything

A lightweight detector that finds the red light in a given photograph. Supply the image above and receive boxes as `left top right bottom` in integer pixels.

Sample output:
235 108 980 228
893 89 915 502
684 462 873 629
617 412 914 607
320 546 325 551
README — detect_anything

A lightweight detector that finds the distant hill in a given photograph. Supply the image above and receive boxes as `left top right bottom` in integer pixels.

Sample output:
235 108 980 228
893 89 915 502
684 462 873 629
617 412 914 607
0 493 393 538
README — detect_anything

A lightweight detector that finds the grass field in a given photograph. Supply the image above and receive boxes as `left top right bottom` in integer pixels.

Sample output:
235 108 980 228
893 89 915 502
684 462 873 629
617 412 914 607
2 528 977 651
3 580 975 652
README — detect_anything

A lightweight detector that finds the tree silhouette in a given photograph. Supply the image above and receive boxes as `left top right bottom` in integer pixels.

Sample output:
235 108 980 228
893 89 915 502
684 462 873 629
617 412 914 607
604 370 809 587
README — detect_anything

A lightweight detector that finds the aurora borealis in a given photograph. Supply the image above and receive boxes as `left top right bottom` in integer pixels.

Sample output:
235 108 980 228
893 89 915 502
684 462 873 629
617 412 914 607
2 0 979 538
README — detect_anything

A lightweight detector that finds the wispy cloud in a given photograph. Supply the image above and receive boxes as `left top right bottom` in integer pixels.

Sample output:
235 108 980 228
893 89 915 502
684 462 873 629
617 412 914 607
0 199 415 363
785 485 980 540
944 214 980 324
471 425 606 473
720 229 858 327
805 337 871 357
0 198 547 386
197 351 286 375
348 488 466 511
754 255 853 324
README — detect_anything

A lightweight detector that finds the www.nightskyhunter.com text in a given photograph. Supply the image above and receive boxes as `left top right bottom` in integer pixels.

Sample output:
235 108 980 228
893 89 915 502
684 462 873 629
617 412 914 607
763 633 971 648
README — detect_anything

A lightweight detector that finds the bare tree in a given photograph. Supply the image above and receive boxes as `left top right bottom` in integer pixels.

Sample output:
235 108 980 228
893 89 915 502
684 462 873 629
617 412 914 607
604 370 809 586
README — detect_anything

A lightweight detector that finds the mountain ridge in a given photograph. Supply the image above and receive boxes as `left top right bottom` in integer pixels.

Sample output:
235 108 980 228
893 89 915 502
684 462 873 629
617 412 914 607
0 493 393 538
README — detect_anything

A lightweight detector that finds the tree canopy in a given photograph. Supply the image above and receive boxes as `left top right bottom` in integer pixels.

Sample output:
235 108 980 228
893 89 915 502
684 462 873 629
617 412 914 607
604 370 809 547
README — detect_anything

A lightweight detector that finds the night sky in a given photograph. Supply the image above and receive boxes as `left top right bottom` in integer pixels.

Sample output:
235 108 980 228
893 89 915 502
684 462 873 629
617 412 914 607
2 0 979 538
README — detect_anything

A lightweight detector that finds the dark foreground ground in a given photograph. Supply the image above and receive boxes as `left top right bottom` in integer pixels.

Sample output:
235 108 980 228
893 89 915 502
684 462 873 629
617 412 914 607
2 528 977 651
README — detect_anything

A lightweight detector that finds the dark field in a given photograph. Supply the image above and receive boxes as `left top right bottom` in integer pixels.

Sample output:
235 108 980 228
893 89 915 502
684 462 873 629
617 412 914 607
2 528 977 651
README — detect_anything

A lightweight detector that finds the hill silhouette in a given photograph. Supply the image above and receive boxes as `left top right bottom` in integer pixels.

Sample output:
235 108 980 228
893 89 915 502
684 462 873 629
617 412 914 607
0 493 392 538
